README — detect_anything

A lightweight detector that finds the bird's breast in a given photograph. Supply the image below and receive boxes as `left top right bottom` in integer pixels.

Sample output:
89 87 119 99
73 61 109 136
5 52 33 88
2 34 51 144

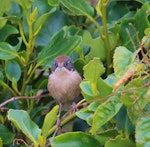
48 69 82 104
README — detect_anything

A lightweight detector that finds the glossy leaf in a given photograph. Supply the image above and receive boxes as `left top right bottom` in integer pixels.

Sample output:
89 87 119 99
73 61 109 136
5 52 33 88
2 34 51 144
134 3 150 39
83 57 105 82
0 71 4 81
14 0 32 12
80 81 95 101
94 129 118 145
35 10 68 47
52 132 101 147
97 78 112 98
48 0 60 7
120 78 143 106
0 17 8 29
127 86 149 124
0 138 2 147
105 135 135 147
80 77 112 101
91 96 122 134
83 31 106 62
120 3 150 50
0 42 18 60
30 106 49 119
76 111 92 122
14 37 22 51
7 109 41 145
136 0 150 3
60 0 94 17
34 8 56 34
115 106 135 137
0 124 15 144
42 105 59 137
37 28 81 69
5 61 21 82
30 7 38 24
0 0 12 16
113 46 133 76
136 116 150 147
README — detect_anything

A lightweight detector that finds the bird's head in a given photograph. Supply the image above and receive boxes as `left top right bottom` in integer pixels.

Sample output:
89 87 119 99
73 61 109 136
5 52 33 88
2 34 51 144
51 55 75 73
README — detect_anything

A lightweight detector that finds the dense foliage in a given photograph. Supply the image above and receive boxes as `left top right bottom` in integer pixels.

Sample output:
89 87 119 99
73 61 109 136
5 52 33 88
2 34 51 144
0 0 150 146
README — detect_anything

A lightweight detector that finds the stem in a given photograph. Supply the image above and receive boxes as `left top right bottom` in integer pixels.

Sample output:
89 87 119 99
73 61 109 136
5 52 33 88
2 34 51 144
88 16 103 38
48 113 76 136
19 23 29 48
20 9 36 95
100 0 111 75
0 82 17 96
94 0 111 75
26 63 39 84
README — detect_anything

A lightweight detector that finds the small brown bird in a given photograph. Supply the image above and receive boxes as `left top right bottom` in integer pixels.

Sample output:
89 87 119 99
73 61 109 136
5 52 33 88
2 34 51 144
47 55 82 107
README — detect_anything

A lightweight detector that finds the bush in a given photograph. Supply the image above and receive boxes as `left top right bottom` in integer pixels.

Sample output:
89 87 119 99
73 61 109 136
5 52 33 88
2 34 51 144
0 0 150 146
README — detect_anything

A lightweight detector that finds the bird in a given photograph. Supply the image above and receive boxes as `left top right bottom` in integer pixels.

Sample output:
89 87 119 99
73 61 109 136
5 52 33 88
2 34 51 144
47 55 82 108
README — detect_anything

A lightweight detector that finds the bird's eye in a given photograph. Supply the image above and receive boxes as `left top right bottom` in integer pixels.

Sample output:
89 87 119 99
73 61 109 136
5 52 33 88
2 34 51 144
51 61 58 72
63 61 69 67
63 59 75 71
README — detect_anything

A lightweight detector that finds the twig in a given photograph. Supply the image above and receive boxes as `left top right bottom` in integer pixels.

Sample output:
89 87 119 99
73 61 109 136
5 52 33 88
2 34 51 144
126 28 137 51
0 93 50 108
128 23 141 46
13 138 29 147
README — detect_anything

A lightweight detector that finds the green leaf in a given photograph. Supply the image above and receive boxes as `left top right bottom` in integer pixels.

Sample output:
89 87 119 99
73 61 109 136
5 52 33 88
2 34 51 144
42 105 59 137
0 0 12 16
83 57 105 82
127 86 149 124
0 124 15 144
34 8 56 34
7 109 41 145
52 132 101 147
0 17 7 29
136 0 150 3
80 81 95 101
136 116 150 147
14 0 32 12
105 135 135 147
120 78 143 106
82 58 105 97
134 3 150 39
35 10 68 47
91 96 122 134
30 7 38 24
0 42 18 60
7 1 21 16
5 61 21 82
0 71 4 81
80 77 112 101
113 46 133 76
119 3 150 50
0 114 5 124
76 111 92 122
83 31 106 62
97 78 112 98
30 106 49 119
119 18 137 50
37 28 81 69
14 37 22 51
0 24 19 42
48 0 60 7
60 0 94 17
94 129 118 145
0 138 2 147
115 106 135 137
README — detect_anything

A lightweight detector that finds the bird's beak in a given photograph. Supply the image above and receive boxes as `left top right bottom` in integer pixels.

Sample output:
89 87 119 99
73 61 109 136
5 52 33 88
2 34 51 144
58 62 64 68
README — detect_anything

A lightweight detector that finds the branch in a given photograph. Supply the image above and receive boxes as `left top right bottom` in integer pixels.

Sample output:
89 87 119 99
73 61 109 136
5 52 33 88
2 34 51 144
0 93 50 108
